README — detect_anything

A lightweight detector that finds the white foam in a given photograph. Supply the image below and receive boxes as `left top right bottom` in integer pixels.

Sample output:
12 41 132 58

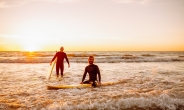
45 94 184 110
0 62 184 109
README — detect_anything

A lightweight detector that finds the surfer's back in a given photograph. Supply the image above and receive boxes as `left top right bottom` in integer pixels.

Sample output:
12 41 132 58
56 52 67 63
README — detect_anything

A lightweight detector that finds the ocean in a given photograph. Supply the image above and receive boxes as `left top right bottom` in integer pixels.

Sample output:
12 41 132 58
0 51 184 110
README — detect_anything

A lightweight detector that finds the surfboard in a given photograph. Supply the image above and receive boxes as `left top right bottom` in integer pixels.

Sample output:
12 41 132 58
47 81 122 90
46 57 57 80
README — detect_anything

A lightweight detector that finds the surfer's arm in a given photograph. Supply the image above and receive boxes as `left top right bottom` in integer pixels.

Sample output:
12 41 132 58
65 53 70 67
81 67 87 84
50 53 57 65
97 66 101 85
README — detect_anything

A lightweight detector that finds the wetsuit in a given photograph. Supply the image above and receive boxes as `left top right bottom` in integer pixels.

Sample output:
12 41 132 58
82 64 101 86
51 52 69 76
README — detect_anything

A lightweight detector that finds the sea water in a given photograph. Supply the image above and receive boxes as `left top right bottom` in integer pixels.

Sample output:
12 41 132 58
0 51 184 110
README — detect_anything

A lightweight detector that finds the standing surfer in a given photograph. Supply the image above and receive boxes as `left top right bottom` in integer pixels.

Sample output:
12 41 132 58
50 46 70 78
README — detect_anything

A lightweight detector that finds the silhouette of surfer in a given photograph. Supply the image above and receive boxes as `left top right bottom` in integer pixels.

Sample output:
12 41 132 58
50 46 70 78
80 56 101 87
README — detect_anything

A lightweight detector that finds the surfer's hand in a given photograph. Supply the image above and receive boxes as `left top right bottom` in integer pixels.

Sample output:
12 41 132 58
68 64 70 68
50 62 52 66
80 82 84 84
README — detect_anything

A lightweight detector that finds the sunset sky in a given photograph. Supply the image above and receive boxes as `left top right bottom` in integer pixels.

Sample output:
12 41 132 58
0 0 184 51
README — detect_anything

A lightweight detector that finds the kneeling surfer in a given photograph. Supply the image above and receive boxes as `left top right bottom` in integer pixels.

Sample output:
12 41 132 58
80 56 101 87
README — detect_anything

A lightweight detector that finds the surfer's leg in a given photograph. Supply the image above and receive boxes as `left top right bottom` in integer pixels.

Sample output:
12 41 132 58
83 80 90 84
60 64 64 76
56 64 59 77
83 80 97 87
92 80 97 87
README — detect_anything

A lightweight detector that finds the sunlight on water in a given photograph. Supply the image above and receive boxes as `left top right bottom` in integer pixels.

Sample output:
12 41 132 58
0 51 184 63
0 61 184 109
0 51 184 109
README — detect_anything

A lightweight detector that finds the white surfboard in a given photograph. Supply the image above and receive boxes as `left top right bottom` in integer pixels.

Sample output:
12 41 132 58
46 57 57 80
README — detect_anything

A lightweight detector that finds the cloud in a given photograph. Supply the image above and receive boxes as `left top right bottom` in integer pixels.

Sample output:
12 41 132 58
0 0 84 8
0 0 29 8
50 0 84 3
114 0 152 4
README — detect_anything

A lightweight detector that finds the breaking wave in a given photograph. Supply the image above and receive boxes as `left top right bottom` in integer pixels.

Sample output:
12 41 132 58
0 51 184 63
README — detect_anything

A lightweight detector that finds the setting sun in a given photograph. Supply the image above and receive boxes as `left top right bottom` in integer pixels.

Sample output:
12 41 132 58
18 38 43 52
24 45 37 52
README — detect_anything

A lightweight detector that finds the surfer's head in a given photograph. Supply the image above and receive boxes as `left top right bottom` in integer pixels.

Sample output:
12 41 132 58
88 56 94 64
60 46 64 52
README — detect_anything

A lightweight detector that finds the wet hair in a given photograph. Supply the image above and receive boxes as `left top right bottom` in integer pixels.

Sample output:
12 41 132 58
60 47 64 50
88 55 94 59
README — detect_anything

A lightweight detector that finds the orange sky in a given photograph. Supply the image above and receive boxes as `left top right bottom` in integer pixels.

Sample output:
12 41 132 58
0 0 184 51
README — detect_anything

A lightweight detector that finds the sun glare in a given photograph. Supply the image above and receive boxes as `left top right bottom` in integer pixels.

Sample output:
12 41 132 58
16 35 44 52
24 45 37 52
